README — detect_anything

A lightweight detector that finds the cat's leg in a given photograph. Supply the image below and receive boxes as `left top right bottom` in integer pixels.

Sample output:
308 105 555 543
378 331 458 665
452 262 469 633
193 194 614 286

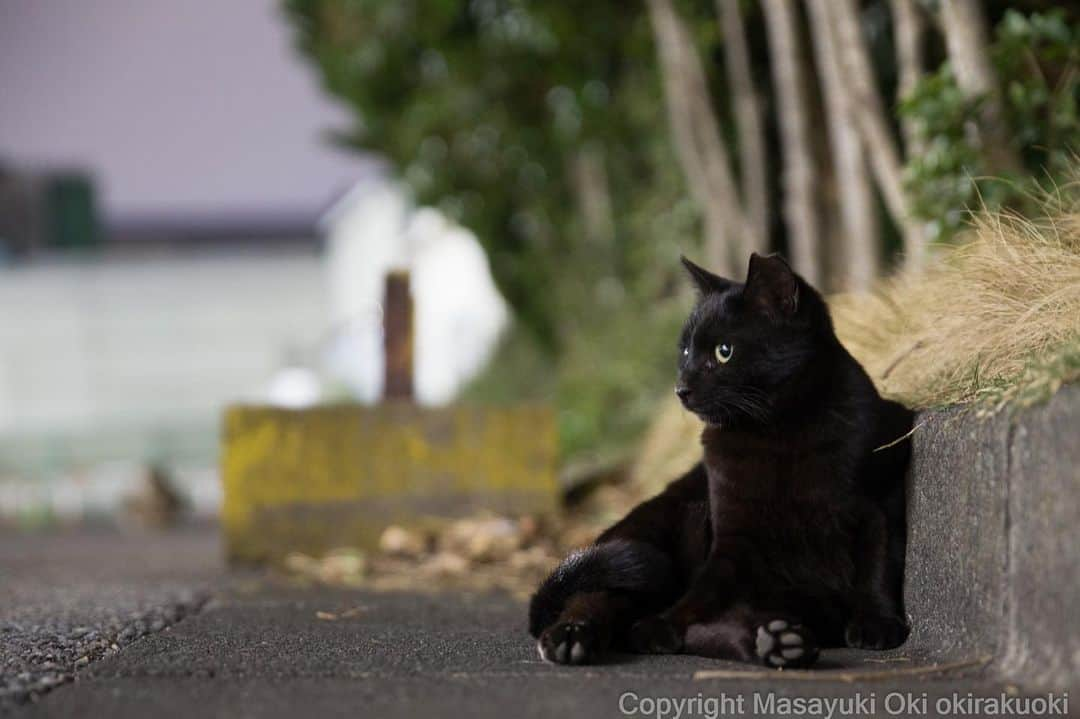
530 538 678 665
845 505 909 649
683 605 820 669
531 464 708 664
628 535 755 654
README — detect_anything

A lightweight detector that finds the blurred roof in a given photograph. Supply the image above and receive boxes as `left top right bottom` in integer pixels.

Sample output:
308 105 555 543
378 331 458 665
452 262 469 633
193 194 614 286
0 0 377 235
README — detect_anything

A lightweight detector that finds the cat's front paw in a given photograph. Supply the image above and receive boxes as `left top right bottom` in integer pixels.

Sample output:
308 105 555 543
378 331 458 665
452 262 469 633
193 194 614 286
629 615 684 654
844 613 909 650
755 619 819 669
537 620 602 665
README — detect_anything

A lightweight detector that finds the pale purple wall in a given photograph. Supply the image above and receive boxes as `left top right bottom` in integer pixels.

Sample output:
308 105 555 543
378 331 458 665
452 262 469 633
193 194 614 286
0 0 374 228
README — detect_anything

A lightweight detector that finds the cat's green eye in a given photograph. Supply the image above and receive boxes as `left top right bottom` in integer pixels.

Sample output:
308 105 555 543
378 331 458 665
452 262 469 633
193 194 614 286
715 343 734 364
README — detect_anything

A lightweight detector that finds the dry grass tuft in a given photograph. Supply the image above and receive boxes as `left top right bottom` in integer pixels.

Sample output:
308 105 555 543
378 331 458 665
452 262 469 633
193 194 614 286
832 180 1080 411
629 394 703 492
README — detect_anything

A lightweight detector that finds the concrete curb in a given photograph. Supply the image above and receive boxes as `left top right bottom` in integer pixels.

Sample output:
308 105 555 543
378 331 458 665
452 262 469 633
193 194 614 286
905 385 1079 691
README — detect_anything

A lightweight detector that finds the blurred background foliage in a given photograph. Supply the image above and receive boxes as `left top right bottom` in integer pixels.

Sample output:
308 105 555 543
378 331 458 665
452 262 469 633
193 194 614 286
285 0 1078 467
902 8 1080 241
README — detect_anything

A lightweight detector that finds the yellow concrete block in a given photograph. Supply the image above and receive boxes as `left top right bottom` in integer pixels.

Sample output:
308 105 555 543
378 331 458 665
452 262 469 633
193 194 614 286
221 403 559 563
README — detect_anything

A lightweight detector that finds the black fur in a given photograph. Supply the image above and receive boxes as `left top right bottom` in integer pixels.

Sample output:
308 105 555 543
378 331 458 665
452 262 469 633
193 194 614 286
528 540 676 638
529 253 913 668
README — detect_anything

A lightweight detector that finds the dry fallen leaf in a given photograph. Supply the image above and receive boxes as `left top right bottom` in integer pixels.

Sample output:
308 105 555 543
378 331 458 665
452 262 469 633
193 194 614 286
339 606 369 618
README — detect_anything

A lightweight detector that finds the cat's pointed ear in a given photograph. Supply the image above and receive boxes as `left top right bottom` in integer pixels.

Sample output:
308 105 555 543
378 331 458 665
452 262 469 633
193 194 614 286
744 252 799 318
680 255 732 295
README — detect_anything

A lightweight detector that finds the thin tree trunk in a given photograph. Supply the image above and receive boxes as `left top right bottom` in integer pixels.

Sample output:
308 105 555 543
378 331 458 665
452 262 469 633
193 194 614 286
570 144 615 252
828 0 925 271
939 0 1022 176
647 0 758 276
805 0 878 290
760 0 820 285
890 0 926 156
717 0 769 253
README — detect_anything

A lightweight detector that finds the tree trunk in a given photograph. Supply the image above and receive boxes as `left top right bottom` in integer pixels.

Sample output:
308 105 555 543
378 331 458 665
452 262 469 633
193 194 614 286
804 0 878 290
939 0 1022 176
890 0 926 156
646 0 758 276
570 144 616 252
760 0 820 285
716 0 769 254
828 0 925 271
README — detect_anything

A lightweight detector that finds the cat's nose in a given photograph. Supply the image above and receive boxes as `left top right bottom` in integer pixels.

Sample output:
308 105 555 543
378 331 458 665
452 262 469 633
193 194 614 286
675 385 692 402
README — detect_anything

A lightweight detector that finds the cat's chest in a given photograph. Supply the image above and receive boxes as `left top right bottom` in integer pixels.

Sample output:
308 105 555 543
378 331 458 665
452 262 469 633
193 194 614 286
704 425 859 490
704 443 859 537
703 440 861 590
709 471 858 587
711 482 850 539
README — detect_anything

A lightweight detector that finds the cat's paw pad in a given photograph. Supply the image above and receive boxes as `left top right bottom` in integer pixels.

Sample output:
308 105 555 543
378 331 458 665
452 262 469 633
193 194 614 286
629 615 684 654
845 613 909 650
755 619 818 669
537 620 600 665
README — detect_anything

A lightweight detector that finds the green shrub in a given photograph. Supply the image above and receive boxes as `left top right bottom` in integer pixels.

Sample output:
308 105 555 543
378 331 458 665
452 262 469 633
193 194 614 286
901 10 1080 243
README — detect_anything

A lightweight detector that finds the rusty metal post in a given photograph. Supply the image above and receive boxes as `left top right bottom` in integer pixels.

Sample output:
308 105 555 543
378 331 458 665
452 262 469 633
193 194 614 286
383 270 414 401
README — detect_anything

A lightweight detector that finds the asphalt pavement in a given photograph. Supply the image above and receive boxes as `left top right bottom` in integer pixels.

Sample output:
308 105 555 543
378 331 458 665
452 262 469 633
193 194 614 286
1 528 1043 719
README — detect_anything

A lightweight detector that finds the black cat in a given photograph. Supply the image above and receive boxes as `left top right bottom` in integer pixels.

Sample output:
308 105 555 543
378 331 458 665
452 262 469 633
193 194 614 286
529 253 913 668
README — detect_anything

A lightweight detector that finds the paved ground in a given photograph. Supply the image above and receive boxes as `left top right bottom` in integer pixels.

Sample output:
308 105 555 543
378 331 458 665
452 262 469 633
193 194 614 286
1 528 1060 719
0 526 217 708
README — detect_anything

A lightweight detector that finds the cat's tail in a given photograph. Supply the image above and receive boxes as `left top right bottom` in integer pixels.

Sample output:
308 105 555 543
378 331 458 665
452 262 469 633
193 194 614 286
527 538 677 637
